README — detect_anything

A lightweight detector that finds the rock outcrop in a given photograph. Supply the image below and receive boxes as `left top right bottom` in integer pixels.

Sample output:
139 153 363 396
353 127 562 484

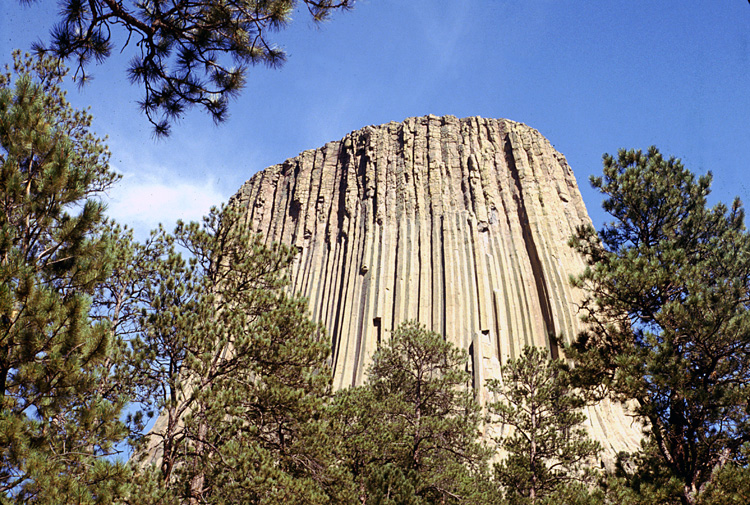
230 115 642 455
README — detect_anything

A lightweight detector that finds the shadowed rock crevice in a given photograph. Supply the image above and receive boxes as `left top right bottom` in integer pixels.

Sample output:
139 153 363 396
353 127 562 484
504 132 559 360
231 115 642 456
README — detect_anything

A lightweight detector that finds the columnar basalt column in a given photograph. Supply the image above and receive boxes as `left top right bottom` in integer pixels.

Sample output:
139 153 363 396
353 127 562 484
231 115 642 456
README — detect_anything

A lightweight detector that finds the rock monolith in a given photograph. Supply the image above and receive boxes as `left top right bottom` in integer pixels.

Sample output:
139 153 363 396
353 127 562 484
230 115 642 455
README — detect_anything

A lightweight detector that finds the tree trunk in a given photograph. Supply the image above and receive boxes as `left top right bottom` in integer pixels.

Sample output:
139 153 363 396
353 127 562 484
188 420 208 504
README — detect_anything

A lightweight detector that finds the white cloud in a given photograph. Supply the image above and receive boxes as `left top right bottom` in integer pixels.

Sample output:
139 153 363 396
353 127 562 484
103 169 229 238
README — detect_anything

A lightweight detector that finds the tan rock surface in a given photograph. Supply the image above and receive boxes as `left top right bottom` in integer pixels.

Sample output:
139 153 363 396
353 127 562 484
231 115 642 456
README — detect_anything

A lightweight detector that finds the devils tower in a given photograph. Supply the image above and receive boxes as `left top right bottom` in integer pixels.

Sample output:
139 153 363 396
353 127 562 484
230 115 642 455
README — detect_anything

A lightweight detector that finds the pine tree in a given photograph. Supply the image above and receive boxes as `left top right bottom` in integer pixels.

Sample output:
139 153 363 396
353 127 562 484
22 0 355 135
0 51 129 503
124 206 337 504
333 321 493 504
488 346 601 505
568 147 750 505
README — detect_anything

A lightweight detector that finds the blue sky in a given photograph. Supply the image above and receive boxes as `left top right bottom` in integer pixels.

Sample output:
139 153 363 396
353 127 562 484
2 0 749 238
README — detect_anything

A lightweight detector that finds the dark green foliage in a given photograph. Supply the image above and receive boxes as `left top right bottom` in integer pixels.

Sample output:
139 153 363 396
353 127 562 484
123 207 336 504
334 321 492 504
697 444 750 505
488 346 601 505
568 147 750 505
534 481 605 505
22 0 355 135
364 464 422 505
0 51 128 503
600 441 687 505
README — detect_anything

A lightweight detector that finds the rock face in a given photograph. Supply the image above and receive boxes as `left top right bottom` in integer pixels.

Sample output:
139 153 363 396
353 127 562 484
230 115 642 455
